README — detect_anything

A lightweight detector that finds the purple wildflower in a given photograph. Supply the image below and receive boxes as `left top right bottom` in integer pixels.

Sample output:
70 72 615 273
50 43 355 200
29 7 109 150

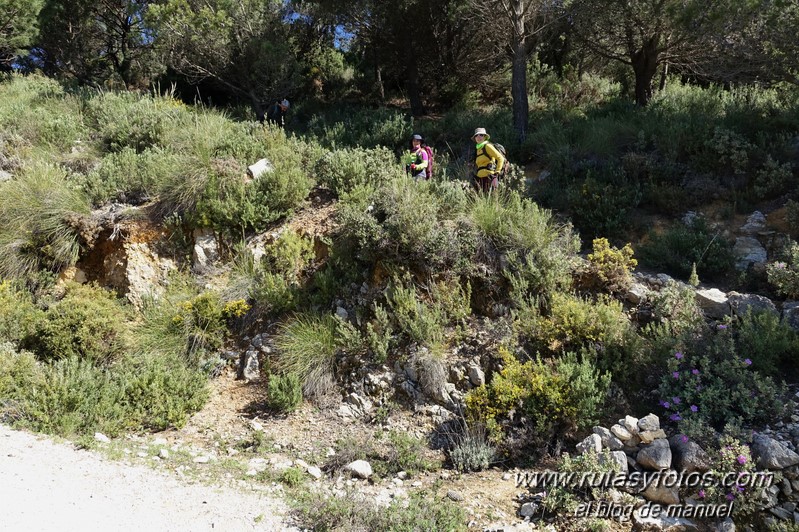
670 413 682 422
737 455 747 465
698 489 705 499
717 324 728 330
673 371 680 379
662 401 671 409
692 368 700 375
673 397 681 405
690 405 698 412
681 435 689 444
726 493 735 501
744 358 752 366
675 352 684 360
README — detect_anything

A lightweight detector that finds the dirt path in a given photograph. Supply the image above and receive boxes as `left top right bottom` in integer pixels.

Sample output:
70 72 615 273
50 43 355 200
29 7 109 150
0 424 298 532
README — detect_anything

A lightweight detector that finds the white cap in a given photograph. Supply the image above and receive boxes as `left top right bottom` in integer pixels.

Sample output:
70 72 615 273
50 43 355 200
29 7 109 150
280 99 290 109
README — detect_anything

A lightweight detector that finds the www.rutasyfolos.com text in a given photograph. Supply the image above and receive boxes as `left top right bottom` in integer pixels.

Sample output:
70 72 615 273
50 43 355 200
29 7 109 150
515 469 775 490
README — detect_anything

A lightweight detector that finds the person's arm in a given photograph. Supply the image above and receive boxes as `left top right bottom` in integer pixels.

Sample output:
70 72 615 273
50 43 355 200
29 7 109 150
415 149 428 170
485 144 505 173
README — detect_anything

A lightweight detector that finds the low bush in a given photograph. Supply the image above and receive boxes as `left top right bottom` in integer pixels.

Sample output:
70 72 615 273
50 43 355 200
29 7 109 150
449 423 495 472
313 145 403 196
658 326 787 430
267 373 303 413
336 179 476 275
583 237 637 293
0 280 44 345
291 488 466 532
82 147 181 206
28 283 129 364
465 348 609 453
567 165 642 239
735 310 799 380
0 163 91 278
638 218 735 281
767 241 799 299
274 314 338 400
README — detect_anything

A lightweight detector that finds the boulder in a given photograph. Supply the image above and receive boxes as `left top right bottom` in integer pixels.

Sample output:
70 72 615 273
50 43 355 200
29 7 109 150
733 236 768 271
626 283 651 305
669 436 711 473
192 228 219 273
728 291 778 317
639 429 667 444
752 434 799 469
637 439 672 470
467 363 485 387
740 211 767 235
599 450 629 474
238 350 260 381
638 414 661 433
611 424 634 441
344 460 373 479
594 426 624 450
577 433 602 454
623 415 640 435
642 476 681 505
784 302 799 331
695 288 729 319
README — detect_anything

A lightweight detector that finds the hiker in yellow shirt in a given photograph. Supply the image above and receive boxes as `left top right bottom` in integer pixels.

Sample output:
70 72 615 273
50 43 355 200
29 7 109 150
471 127 504 192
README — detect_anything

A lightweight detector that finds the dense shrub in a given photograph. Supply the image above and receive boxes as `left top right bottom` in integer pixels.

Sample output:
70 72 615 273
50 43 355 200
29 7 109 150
470 191 580 298
267 373 303 413
82 147 181 206
767 241 799 298
0 163 91 278
465 348 610 451
337 179 476 274
638 218 735 281
303 105 413 150
582 237 637 293
313 145 403 196
29 283 128 364
658 326 787 431
736 310 799 380
0 280 44 345
449 423 495 472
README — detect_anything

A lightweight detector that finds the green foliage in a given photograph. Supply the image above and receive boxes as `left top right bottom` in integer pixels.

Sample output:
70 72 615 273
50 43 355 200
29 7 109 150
231 230 315 315
785 200 799 239
0 163 91 277
470 191 580 298
313 145 403 196
29 283 128 364
449 423 495 472
7 351 207 437
290 488 466 532
584 238 638 292
0 280 44 345
82 147 181 206
515 292 635 376
169 291 229 363
84 91 185 153
0 0 44 61
267 373 303 413
279 466 306 488
638 219 735 281
337 179 475 275
304 105 413 150
0 342 41 414
702 435 761 517
736 310 799 380
767 241 799 298
568 165 642 239
465 349 610 449
754 155 794 200
114 352 209 431
376 430 435 477
658 327 787 431
274 314 338 399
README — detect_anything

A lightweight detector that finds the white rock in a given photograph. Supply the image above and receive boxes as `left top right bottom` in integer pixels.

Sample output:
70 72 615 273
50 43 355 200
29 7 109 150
344 460 372 479
94 432 110 443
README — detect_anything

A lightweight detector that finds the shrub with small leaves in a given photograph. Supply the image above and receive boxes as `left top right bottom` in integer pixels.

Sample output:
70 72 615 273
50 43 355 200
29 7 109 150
267 373 303 413
450 424 495 472
585 237 637 292
657 327 787 430
766 241 799 299
701 435 762 517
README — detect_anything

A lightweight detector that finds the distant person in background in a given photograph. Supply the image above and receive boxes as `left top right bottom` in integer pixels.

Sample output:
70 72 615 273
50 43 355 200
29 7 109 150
264 99 290 127
404 133 430 181
471 127 504 192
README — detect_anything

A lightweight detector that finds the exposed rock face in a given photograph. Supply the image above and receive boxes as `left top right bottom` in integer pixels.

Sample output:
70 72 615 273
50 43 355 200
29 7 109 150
728 291 778 317
734 236 768 271
637 439 672 471
193 228 219 273
72 215 176 308
752 434 799 469
695 289 729 319
668 435 711 473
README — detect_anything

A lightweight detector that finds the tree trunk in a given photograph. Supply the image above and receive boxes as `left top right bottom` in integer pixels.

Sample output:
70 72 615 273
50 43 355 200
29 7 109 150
404 34 425 116
631 37 659 106
658 61 669 91
510 3 528 143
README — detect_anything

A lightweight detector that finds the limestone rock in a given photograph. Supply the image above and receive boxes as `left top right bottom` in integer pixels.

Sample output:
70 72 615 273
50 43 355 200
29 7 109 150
639 429 667 444
695 288 729 319
752 434 799 469
192 228 219 273
638 414 661 433
668 435 711 473
577 433 602 454
612 424 634 441
594 426 624 450
345 460 373 479
637 439 672 470
728 291 778 317
733 236 768 271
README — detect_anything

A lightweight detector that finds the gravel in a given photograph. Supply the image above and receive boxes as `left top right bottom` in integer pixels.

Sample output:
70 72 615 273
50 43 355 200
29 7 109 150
0 424 298 531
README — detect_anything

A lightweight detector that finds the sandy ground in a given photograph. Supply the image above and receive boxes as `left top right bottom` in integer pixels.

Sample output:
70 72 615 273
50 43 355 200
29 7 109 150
0 424 298 532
